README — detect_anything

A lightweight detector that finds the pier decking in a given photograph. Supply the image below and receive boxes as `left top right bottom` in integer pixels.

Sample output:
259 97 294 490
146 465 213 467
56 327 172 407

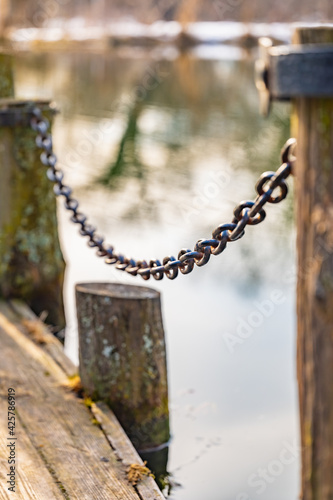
0 300 164 499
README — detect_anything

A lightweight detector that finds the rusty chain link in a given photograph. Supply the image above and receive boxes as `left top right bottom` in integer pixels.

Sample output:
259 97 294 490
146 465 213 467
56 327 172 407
30 107 296 281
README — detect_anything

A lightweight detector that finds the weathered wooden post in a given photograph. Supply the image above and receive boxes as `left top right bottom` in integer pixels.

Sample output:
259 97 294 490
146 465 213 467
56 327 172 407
0 53 14 98
256 24 333 499
0 100 66 329
293 26 333 499
76 282 170 451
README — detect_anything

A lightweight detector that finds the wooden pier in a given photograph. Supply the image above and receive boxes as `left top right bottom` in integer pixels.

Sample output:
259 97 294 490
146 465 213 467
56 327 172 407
0 300 164 500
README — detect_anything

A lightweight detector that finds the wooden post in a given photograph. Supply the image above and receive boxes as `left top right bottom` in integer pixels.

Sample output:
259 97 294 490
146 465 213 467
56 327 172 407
0 100 66 330
0 53 14 98
293 25 333 499
76 282 170 451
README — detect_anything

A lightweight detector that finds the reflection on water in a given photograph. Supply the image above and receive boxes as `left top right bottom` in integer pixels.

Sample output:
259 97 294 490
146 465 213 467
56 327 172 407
14 48 299 500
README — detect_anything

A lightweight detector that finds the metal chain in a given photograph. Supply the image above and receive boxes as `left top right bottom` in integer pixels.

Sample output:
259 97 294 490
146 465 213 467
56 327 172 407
30 107 296 281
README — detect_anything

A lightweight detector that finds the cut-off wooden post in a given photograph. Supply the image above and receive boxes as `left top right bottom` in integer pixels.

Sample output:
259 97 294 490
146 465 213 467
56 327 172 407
293 25 333 499
0 100 65 330
76 282 170 451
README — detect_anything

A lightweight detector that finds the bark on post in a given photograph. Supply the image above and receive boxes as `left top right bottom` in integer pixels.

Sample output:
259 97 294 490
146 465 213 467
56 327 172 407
76 282 170 451
0 100 65 329
293 26 333 499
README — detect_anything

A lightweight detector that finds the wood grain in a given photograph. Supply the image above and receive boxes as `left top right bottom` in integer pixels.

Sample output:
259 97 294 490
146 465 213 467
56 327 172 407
293 25 333 500
9 299 77 377
0 301 162 499
0 399 64 499
92 402 165 500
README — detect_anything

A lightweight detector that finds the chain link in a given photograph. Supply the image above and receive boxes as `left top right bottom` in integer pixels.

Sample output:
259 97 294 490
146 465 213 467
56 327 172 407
30 108 296 281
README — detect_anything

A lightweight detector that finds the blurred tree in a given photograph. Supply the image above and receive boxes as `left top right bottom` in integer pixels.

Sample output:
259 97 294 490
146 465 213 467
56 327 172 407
99 100 144 187
3 0 333 26
176 0 200 26
0 0 10 36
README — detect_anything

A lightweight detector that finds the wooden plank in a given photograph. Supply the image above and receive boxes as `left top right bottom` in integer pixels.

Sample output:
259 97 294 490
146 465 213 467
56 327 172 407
0 302 67 385
1 300 165 499
0 302 142 500
92 402 165 500
0 398 65 499
9 299 77 377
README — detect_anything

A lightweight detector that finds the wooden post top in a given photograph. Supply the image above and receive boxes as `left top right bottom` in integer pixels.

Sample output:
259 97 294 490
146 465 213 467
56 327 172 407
256 24 333 114
292 23 333 43
75 282 160 300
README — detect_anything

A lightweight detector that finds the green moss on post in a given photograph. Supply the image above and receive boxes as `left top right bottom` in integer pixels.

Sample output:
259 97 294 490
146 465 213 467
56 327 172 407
76 283 170 451
0 101 65 330
0 54 14 98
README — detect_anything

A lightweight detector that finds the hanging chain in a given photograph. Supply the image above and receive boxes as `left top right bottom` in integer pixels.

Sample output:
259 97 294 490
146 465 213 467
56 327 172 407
30 107 296 281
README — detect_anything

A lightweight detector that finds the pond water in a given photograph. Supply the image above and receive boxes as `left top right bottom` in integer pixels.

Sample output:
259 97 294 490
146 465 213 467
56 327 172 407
14 46 299 499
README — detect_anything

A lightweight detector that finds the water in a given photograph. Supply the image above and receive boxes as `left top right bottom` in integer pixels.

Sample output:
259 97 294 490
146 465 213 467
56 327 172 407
14 47 299 499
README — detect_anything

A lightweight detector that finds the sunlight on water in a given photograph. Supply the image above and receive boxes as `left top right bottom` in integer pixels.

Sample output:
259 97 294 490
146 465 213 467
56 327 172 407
14 48 299 500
